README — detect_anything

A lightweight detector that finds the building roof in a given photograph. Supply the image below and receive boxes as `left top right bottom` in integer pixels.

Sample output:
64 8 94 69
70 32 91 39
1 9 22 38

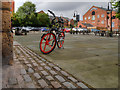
95 6 116 12
49 15 70 21
82 23 94 27
96 6 108 11
38 10 45 14
62 17 70 21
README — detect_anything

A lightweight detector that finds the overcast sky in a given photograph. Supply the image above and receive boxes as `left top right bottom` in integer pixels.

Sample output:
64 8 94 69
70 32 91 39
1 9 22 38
14 0 110 20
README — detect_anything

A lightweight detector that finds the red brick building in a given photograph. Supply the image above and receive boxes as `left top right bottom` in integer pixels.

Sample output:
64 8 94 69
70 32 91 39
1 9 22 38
61 17 69 27
38 10 45 14
68 19 74 27
78 6 120 31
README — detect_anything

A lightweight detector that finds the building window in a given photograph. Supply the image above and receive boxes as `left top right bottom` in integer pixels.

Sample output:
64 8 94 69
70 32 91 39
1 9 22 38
112 22 115 27
79 25 82 28
101 14 104 17
85 17 87 20
112 16 116 19
101 20 104 24
92 16 95 20
97 15 99 18
88 16 90 19
92 11 95 15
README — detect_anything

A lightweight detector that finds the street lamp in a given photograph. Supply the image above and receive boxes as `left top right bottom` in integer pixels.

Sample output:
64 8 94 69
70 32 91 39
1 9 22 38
73 10 79 28
73 10 77 17
107 2 113 37
73 10 79 22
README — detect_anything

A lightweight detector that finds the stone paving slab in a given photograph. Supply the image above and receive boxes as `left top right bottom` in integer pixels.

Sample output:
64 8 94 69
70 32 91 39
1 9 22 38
2 41 94 89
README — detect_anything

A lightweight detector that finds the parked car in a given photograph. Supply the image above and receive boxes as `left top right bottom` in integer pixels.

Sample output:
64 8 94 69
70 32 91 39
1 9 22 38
31 27 41 31
77 28 88 31
41 27 49 32
15 27 27 35
71 28 77 34
64 28 71 33
72 28 77 31
12 27 17 30
25 27 32 31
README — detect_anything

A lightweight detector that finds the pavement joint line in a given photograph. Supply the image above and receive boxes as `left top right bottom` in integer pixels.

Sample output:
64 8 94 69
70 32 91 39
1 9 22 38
11 43 94 89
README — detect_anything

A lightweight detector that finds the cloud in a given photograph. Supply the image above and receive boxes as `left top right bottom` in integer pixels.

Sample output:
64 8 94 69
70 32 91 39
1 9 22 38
14 1 108 20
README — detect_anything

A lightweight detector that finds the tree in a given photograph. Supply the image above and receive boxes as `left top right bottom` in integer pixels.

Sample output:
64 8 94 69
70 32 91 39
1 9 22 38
37 13 50 27
11 13 20 27
29 13 39 27
112 0 120 19
16 1 36 16
15 1 36 26
11 1 50 27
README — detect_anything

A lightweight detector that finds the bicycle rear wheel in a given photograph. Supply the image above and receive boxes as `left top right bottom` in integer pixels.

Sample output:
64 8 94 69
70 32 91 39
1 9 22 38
57 32 65 48
40 33 56 54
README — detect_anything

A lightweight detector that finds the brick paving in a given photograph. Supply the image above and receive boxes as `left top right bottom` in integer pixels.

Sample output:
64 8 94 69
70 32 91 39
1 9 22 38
2 41 93 89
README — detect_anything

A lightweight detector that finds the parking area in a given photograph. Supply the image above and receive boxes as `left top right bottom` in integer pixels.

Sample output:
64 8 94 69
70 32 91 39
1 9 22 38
14 31 118 88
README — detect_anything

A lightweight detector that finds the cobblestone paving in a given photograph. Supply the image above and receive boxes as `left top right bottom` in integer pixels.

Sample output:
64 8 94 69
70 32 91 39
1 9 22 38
3 42 93 89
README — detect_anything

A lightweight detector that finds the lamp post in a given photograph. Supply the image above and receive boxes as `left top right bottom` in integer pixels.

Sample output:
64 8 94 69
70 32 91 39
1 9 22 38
73 10 79 27
107 2 113 37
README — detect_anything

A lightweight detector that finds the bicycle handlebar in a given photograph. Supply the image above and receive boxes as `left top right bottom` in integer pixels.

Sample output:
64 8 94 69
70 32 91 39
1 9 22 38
48 10 56 17
48 10 64 27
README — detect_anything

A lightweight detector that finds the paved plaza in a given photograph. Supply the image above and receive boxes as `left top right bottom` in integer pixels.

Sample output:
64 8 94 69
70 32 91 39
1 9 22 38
2 41 92 89
12 31 118 88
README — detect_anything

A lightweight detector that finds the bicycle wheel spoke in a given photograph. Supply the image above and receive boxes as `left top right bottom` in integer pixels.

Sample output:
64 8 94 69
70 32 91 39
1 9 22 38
48 34 51 40
40 33 56 54
42 42 46 44
46 35 48 40
49 38 54 41
44 43 47 51
48 44 52 48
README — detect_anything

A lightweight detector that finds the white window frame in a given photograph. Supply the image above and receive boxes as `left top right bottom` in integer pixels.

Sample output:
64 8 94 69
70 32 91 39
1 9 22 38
112 22 115 27
101 14 104 17
101 20 104 24
88 16 90 19
92 16 95 20
97 15 99 18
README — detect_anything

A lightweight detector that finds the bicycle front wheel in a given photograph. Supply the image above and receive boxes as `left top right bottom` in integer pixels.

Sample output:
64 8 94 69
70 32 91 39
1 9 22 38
40 33 56 54
57 32 65 48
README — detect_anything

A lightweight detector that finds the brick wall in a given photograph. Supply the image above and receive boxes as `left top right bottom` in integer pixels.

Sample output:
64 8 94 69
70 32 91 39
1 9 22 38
78 6 120 31
1 2 13 65
82 6 107 28
77 21 87 28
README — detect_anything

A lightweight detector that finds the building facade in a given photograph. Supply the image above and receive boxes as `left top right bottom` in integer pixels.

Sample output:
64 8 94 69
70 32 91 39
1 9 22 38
68 19 74 27
78 6 120 31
